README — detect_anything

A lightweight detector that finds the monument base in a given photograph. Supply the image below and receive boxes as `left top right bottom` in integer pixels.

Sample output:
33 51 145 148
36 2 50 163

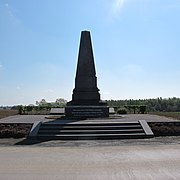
65 106 109 118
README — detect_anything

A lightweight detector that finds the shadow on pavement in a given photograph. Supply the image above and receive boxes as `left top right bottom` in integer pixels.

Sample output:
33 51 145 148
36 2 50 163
15 138 51 145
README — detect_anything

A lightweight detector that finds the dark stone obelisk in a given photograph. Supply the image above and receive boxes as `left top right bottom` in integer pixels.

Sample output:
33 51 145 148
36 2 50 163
70 31 100 105
65 31 109 118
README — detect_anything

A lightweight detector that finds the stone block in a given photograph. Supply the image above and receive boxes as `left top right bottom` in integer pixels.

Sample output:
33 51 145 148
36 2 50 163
65 106 109 118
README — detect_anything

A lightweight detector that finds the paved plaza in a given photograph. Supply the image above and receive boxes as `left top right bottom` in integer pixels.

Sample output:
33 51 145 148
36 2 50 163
0 114 179 179
0 114 177 124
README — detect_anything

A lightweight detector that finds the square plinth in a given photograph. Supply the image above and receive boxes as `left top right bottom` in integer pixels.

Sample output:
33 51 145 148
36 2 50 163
65 106 109 118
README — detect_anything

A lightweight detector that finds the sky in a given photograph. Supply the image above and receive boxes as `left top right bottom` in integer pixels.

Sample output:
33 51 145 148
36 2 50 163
0 0 180 105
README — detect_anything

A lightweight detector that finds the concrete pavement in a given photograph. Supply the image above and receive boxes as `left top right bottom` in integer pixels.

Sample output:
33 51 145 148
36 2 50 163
0 142 180 180
0 114 178 123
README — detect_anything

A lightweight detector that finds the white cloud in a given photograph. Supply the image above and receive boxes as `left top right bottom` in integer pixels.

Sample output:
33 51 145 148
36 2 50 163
163 2 180 10
0 64 3 68
16 86 21 90
4 2 17 20
5 3 9 7
123 64 144 74
103 91 111 95
16 83 24 90
110 0 126 19
113 0 125 11
101 91 112 100
46 89 54 93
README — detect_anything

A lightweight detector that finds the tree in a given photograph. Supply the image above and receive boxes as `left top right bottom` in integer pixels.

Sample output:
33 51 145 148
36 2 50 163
55 98 67 107
36 99 47 106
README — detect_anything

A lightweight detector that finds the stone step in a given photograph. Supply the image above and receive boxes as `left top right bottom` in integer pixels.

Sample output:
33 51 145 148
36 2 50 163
39 125 142 130
37 133 147 140
28 120 154 140
38 129 144 134
42 122 140 126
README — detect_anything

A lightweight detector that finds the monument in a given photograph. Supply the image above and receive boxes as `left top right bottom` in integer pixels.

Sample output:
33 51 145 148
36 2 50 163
65 31 109 118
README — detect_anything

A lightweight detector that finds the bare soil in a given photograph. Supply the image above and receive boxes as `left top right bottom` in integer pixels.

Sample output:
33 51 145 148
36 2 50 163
151 112 180 120
0 124 32 138
0 110 19 119
148 122 180 136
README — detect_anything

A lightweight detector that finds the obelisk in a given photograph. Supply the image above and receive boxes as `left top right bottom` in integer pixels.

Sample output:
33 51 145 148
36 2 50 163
65 31 109 118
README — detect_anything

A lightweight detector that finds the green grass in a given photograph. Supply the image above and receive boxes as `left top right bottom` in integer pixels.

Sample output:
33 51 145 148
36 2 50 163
151 112 180 120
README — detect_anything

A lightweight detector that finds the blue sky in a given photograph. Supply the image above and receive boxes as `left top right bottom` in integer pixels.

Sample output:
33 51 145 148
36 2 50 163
0 0 180 105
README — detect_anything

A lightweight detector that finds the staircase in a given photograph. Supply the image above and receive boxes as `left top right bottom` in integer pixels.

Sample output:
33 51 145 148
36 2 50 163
29 120 154 140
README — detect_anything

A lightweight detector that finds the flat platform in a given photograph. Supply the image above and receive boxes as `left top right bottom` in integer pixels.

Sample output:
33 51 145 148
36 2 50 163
0 114 178 124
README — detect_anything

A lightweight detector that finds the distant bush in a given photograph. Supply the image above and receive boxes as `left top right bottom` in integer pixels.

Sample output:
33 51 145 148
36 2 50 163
117 108 127 114
18 105 51 115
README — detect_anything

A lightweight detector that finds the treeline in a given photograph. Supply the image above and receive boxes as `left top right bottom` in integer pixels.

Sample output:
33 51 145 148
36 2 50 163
107 97 180 112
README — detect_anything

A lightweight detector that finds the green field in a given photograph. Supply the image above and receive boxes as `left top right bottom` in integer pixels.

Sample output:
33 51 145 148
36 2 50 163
151 112 180 120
